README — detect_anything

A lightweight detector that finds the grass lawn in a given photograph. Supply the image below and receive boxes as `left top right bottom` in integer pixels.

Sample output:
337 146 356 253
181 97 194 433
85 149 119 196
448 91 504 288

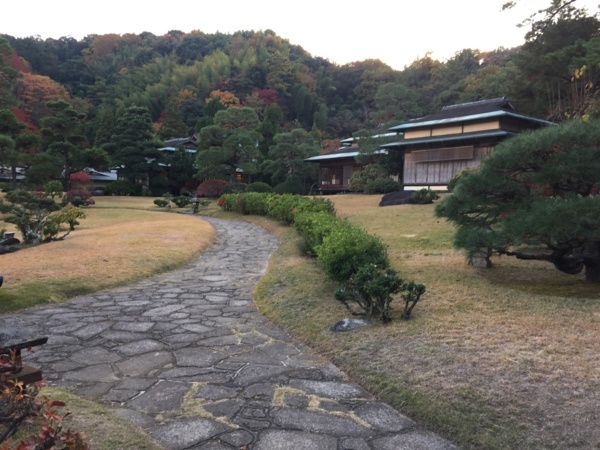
249 194 600 450
0 196 215 313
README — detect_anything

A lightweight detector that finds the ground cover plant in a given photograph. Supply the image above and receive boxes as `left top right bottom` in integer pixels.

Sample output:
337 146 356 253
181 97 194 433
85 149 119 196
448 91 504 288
246 194 600 449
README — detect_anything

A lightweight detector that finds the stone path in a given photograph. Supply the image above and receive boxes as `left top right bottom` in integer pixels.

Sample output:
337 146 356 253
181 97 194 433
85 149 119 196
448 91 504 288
3 218 457 449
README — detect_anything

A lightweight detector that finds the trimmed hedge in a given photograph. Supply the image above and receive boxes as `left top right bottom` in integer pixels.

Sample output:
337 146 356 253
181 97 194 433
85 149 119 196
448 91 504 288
316 224 389 282
293 211 342 256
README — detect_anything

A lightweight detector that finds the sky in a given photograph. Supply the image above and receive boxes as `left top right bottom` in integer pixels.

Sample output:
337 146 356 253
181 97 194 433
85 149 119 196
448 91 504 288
2 0 599 70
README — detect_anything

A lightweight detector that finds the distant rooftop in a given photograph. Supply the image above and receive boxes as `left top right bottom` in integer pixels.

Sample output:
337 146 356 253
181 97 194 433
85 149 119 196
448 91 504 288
389 97 553 132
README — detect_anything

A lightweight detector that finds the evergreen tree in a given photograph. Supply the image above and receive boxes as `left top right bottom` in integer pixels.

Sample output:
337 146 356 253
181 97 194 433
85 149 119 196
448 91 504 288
195 107 261 181
110 106 163 191
263 128 319 186
39 100 87 190
436 119 600 283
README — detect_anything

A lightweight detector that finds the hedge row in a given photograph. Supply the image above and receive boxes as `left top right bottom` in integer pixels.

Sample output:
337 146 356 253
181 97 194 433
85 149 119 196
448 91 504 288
219 193 388 283
218 192 425 321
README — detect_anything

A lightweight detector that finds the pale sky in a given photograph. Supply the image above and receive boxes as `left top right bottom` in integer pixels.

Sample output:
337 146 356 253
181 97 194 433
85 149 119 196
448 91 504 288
2 0 599 70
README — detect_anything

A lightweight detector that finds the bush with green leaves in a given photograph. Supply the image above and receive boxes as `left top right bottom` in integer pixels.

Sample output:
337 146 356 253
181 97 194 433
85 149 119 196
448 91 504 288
364 178 400 194
316 223 389 282
293 211 341 256
154 199 169 208
172 195 191 208
265 194 300 224
218 194 238 211
0 190 87 244
44 180 64 200
411 188 440 204
295 196 335 216
349 164 388 192
104 181 137 196
247 182 273 193
334 264 426 322
43 204 87 239
242 192 270 215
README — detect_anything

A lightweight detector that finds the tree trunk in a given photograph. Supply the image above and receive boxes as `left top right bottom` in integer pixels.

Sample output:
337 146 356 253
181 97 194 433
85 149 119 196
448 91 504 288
584 241 600 283
585 263 600 283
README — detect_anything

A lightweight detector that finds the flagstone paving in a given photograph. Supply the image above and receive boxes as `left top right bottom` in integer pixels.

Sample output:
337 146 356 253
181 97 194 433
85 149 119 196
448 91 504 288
3 217 458 449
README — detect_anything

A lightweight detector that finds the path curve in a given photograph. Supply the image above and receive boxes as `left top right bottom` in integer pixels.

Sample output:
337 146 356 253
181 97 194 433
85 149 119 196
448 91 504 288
4 217 457 450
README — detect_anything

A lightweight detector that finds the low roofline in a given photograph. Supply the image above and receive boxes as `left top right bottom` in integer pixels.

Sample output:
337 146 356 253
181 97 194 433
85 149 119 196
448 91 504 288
388 110 554 132
305 149 387 162
340 132 399 145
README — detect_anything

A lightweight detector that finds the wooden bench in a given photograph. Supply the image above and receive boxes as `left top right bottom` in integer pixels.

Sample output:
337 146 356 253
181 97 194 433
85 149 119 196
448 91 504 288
0 336 48 385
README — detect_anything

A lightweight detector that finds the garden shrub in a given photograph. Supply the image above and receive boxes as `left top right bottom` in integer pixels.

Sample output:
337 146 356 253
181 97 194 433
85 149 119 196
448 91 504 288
218 194 238 211
294 211 341 256
104 181 136 196
349 164 388 192
247 182 273 193
154 199 169 208
411 188 440 204
44 180 63 200
334 264 426 322
196 179 230 198
64 190 95 207
43 205 87 240
364 178 400 194
265 194 300 224
242 192 270 215
172 195 191 208
317 223 389 282
220 182 248 195
334 264 402 322
295 196 335 216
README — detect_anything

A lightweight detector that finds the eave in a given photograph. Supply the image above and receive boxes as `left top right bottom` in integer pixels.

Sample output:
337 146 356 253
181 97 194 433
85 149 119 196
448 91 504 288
382 130 516 150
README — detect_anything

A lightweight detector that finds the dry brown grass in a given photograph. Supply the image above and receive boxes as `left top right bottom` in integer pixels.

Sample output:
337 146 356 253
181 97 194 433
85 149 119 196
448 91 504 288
0 196 215 312
253 194 600 449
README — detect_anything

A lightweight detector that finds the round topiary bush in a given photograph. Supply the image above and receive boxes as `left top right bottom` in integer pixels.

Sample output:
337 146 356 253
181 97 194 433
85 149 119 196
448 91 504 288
196 179 230 198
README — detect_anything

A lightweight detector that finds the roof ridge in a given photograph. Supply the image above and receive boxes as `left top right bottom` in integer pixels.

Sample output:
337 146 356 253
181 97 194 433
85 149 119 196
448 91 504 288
441 97 508 111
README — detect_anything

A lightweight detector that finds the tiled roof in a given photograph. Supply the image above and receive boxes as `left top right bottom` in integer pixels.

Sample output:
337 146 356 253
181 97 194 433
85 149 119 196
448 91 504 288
418 97 516 122
382 130 515 149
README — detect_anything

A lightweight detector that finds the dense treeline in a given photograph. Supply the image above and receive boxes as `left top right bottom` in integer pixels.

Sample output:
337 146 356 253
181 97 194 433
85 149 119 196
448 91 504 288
0 1 599 194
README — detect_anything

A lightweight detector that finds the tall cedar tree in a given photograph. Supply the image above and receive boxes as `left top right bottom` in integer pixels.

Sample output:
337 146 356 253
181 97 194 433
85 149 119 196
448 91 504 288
39 100 87 190
110 106 163 189
435 119 600 283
